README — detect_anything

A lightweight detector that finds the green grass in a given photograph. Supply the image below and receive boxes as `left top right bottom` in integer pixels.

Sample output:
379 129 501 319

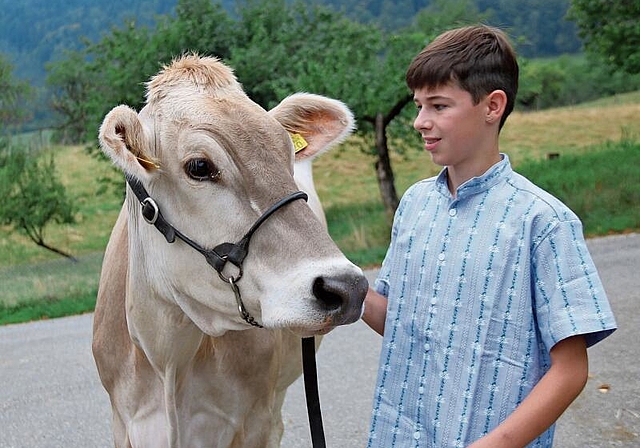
575 90 640 108
517 139 640 236
0 291 96 325
325 200 392 267
0 252 102 323
1 91 640 324
324 138 640 265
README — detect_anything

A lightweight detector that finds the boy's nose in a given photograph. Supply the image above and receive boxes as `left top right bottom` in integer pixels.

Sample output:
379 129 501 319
414 113 433 131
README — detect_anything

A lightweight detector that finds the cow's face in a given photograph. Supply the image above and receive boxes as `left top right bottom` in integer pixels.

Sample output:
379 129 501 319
98 55 367 337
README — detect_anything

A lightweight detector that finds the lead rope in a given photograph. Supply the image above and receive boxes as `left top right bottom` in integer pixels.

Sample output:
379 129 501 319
302 337 326 448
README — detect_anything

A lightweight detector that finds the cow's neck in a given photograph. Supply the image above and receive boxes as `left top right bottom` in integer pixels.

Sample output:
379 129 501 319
126 319 292 447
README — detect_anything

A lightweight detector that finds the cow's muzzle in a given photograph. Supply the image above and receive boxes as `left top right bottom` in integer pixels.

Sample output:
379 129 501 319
313 272 368 326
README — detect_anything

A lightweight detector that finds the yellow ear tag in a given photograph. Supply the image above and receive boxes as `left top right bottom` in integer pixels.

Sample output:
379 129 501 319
136 156 160 170
290 133 308 153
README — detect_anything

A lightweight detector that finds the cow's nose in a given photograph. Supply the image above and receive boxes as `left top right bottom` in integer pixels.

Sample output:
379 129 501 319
312 273 368 324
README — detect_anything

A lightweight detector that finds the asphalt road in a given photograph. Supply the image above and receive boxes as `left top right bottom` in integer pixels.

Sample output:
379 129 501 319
0 233 638 448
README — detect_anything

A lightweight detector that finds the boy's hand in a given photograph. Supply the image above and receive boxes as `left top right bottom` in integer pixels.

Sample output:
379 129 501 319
361 288 387 335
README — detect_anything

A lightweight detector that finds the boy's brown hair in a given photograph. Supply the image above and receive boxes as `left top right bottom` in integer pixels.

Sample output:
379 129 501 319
406 25 519 129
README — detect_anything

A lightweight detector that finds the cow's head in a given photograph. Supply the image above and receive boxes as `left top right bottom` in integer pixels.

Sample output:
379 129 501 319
98 54 367 337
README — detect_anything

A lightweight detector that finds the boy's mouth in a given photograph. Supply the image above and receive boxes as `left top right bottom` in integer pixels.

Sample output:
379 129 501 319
423 137 441 151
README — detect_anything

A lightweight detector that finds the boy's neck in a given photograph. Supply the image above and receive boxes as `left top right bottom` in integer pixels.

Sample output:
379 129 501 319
446 151 503 197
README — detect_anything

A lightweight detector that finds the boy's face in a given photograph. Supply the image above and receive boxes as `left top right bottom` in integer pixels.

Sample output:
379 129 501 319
412 82 497 172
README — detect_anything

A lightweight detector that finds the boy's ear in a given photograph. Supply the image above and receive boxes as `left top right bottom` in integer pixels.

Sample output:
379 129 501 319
485 90 508 124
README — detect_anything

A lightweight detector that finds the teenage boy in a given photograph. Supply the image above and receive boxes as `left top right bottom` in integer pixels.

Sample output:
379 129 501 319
363 25 617 447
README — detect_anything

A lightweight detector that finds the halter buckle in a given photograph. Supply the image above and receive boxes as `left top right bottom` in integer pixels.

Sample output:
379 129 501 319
141 197 159 225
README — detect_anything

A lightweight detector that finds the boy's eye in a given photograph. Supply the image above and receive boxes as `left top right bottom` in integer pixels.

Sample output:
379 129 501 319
434 104 447 111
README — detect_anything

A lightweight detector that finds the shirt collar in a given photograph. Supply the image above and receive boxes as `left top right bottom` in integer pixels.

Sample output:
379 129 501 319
435 153 512 200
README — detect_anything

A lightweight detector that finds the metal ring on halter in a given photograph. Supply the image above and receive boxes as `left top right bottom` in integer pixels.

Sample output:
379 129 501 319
216 256 244 284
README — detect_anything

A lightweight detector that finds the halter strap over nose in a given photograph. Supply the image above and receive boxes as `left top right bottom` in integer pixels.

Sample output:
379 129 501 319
126 176 308 327
208 190 310 281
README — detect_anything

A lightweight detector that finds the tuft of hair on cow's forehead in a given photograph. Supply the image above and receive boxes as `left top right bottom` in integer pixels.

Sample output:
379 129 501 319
145 53 244 105
142 53 295 182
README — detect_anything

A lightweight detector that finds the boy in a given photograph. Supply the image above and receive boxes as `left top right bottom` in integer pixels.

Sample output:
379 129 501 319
362 25 617 447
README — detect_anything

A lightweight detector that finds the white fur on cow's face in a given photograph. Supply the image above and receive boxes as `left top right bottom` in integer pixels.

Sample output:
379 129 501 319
257 257 366 336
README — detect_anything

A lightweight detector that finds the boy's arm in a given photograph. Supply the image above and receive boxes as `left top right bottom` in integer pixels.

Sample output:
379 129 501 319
469 335 588 448
362 287 388 336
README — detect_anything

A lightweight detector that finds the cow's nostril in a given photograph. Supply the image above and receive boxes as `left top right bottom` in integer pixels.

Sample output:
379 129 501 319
312 276 345 312
312 274 368 325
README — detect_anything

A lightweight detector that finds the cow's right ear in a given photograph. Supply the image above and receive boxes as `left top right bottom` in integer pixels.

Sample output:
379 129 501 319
98 105 159 182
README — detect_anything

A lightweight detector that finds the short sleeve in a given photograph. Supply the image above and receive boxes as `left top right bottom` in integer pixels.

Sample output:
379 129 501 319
532 219 617 351
374 183 416 298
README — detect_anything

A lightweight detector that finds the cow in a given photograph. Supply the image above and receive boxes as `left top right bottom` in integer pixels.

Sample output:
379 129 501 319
92 54 368 448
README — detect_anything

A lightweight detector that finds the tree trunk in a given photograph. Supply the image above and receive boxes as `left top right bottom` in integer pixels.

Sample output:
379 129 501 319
34 237 78 262
374 112 399 218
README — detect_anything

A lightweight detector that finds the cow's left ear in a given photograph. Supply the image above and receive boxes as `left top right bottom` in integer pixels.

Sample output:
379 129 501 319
269 93 355 161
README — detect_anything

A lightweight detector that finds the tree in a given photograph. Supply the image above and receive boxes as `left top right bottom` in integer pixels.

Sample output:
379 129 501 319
0 55 33 130
569 0 640 74
47 0 235 144
0 140 77 261
47 23 156 144
259 1 475 215
228 0 421 216
45 0 485 216
517 58 567 110
46 51 94 143
268 0 486 216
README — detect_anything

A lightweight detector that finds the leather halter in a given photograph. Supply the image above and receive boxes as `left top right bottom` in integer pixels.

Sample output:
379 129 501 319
126 176 308 327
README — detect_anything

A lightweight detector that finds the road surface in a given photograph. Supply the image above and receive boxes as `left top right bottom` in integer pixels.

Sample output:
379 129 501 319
1 233 638 447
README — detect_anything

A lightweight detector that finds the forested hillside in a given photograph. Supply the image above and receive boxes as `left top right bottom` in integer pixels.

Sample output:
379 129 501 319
0 0 176 83
1 0 580 85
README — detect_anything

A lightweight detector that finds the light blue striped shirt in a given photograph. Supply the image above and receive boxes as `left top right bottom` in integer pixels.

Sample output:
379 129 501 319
368 154 616 448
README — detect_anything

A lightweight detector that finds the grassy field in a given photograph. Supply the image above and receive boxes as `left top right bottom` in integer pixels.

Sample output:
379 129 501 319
1 92 639 323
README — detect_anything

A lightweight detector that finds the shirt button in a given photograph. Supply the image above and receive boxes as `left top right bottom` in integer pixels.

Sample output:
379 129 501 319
413 431 421 440
424 343 431 351
418 386 425 394
438 252 446 261
449 208 457 217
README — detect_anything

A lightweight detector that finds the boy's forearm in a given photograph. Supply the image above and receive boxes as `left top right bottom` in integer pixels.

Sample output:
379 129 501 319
362 288 387 336
469 335 589 448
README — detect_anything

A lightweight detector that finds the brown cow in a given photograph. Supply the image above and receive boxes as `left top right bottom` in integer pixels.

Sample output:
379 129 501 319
92 54 367 447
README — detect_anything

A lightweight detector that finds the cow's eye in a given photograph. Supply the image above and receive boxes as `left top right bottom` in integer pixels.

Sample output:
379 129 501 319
185 158 221 182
